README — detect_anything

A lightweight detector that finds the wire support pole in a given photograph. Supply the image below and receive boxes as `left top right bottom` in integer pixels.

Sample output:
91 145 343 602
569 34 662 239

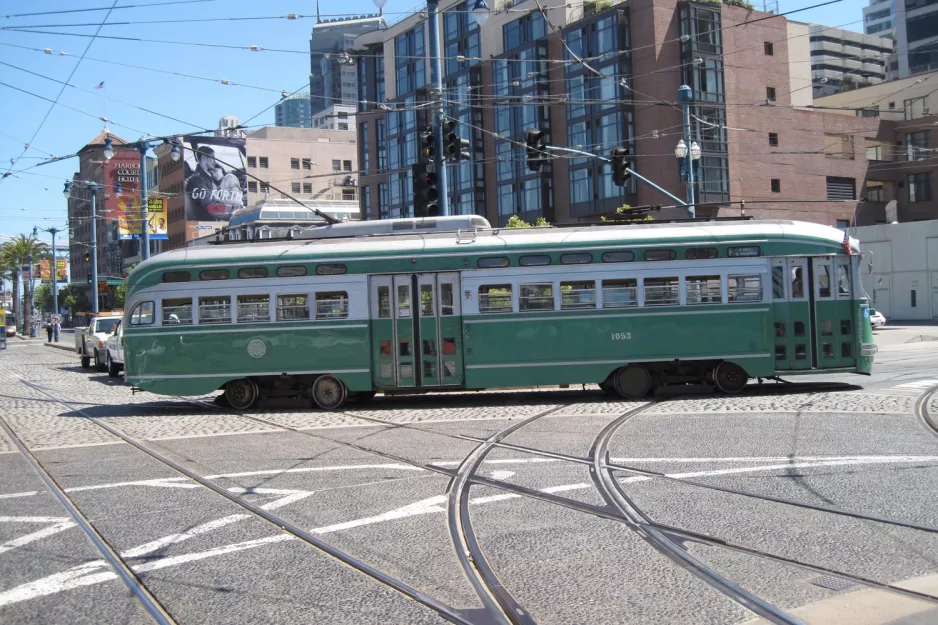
426 0 450 217
545 145 688 206
679 86 696 219
138 143 150 260
90 185 99 315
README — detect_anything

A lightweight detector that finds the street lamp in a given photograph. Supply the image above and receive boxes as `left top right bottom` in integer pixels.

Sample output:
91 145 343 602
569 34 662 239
37 225 64 341
677 84 697 219
171 138 181 162
471 0 491 26
103 137 114 161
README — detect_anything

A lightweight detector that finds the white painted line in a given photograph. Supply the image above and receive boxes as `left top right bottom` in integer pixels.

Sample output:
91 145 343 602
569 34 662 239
0 491 39 500
489 470 515 480
892 379 938 390
31 441 125 452
0 522 76 556
0 516 73 523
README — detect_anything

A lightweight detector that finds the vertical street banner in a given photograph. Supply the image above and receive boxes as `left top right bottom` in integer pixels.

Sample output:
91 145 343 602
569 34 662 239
116 194 142 240
38 260 69 284
182 135 247 222
147 197 168 240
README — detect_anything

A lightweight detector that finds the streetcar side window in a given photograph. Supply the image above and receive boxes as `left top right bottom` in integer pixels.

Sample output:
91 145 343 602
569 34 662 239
561 253 592 265
644 249 676 262
643 277 679 306
519 284 554 311
199 296 231 324
315 291 349 319
601 251 634 263
237 294 270 323
478 257 509 268
685 248 718 260
129 302 155 326
836 263 851 297
200 269 229 281
162 298 193 325
238 267 268 279
277 294 309 321
685 276 722 305
560 281 596 310
316 264 347 275
478 285 513 313
602 279 637 308
277 266 308 277
817 265 832 298
519 255 551 267
728 275 763 302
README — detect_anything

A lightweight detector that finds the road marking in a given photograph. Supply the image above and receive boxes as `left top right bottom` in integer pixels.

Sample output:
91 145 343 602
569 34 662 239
0 517 76 556
891 379 938 391
489 471 516 480
3 454 935 608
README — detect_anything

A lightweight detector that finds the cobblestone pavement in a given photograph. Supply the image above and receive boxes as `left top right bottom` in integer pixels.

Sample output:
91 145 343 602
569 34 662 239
2 340 938 625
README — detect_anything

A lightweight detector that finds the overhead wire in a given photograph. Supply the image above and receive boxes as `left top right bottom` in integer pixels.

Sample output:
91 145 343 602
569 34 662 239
3 0 219 19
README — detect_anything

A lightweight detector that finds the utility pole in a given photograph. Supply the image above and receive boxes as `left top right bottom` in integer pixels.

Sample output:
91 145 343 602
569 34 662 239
139 143 151 261
90 184 99 315
38 226 62 341
426 0 450 217
26 253 35 337
677 85 697 219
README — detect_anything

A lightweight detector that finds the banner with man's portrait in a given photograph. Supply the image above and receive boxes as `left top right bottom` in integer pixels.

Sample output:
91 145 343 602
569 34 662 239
147 197 168 240
182 136 247 222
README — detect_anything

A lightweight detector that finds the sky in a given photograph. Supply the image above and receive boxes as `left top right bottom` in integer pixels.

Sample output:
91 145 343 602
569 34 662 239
0 0 870 249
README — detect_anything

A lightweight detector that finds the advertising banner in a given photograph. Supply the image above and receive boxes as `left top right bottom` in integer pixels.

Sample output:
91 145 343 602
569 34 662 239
39 259 69 284
182 135 247 222
146 197 168 240
115 194 142 240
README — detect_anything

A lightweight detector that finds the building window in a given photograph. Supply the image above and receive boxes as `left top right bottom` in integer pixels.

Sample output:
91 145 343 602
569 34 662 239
826 176 856 201
291 182 301 193
259 157 269 168
343 160 352 171
395 25 426 96
342 188 355 200
302 158 312 170
332 159 341 170
766 87 776 102
836 219 849 229
303 183 312 194
865 183 885 202
248 181 258 192
247 156 256 168
290 158 299 170
338 123 349 130
378 183 388 219
768 133 778 147
260 182 269 193
909 172 933 202
771 178 781 193
906 131 929 161
360 121 370 174
361 185 371 220
764 41 774 55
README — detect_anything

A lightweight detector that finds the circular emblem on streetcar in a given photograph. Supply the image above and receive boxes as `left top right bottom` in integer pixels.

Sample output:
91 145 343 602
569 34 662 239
247 339 267 359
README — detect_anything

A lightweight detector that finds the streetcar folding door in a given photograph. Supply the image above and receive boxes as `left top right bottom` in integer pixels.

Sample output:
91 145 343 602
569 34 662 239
811 257 856 369
369 273 463 389
771 258 812 371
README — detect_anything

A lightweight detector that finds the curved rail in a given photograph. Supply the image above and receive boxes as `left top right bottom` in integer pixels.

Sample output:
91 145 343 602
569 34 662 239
0 414 176 625
914 384 938 438
588 410 804 625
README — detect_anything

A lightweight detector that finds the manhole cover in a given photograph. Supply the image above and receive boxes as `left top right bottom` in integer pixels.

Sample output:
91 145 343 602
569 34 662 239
810 576 855 592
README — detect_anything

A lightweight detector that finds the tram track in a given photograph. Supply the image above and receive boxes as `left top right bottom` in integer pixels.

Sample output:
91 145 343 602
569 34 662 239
3 379 475 625
914 384 938 439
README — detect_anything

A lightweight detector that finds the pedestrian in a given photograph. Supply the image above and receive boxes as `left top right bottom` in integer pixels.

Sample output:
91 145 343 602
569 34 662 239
45 323 53 342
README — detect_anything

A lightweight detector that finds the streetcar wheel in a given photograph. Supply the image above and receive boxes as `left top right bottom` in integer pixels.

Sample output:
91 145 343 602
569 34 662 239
81 355 91 369
107 354 119 378
225 378 259 410
613 365 652 400
714 361 748 394
311 376 348 410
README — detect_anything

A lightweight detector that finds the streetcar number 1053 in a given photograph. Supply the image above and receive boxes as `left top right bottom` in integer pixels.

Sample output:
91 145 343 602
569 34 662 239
611 332 632 341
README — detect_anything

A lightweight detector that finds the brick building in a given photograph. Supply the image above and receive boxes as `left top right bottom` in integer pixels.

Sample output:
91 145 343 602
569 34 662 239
353 0 899 228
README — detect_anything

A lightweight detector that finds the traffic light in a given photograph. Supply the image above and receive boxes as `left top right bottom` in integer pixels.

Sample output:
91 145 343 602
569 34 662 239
87 271 92 284
443 119 470 162
412 163 440 217
525 129 548 172
611 147 632 186
84 252 90 262
420 130 435 162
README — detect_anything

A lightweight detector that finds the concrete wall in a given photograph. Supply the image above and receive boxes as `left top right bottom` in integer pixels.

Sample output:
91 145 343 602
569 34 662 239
787 21 813 108
855 219 938 320
813 70 938 120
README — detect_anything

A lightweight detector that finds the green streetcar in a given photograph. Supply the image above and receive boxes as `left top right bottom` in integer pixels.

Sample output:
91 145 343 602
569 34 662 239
121 216 875 409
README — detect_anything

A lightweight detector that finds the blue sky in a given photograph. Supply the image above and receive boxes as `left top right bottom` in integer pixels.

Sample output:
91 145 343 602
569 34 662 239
0 0 868 247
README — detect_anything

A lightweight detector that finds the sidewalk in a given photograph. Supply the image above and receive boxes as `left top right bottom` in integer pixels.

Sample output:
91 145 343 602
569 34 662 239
872 320 938 351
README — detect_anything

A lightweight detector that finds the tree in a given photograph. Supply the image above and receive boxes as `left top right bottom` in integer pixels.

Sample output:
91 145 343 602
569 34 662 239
36 283 54 313
61 284 90 319
0 234 48 333
505 215 549 228
113 281 126 308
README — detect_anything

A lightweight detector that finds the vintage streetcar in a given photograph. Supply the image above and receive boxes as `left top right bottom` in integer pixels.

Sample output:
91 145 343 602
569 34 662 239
121 216 875 409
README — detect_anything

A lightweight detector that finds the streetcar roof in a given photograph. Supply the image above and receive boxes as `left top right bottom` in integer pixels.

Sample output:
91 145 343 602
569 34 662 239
128 219 856 287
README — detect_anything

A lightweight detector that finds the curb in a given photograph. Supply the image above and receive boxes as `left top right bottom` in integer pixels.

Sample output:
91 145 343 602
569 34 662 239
44 342 75 353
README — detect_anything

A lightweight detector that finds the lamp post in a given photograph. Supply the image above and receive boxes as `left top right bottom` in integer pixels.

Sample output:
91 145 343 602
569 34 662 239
676 85 700 219
37 225 63 341
102 136 162 261
26 254 36 337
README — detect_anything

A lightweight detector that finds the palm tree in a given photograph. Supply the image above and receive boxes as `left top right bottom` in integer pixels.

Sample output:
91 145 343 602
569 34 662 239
0 234 48 334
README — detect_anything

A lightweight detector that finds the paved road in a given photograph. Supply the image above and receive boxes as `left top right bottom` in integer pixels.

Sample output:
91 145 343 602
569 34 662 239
1 332 937 625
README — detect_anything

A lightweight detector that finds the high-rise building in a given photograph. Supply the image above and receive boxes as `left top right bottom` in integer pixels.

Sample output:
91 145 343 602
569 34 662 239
309 11 386 117
275 93 312 128
216 115 246 138
786 23 893 98
355 0 899 228
863 0 938 78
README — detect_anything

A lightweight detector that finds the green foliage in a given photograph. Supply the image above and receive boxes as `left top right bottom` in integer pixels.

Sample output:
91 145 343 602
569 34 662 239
61 284 90 316
724 0 754 8
0 234 48 330
36 283 54 312
504 216 549 228
601 204 656 223
114 281 127 308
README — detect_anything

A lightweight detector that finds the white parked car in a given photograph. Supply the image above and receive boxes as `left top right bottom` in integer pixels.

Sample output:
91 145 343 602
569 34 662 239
105 321 124 377
870 309 886 328
75 312 122 371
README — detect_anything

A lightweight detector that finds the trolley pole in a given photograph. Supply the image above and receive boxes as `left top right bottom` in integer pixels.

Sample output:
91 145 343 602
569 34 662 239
426 0 450 217
678 85 696 220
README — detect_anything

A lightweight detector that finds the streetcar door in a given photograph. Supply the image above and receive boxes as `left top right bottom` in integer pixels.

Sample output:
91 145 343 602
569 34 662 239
369 273 463 390
831 257 856 369
415 272 463 387
772 258 812 370
812 258 839 369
